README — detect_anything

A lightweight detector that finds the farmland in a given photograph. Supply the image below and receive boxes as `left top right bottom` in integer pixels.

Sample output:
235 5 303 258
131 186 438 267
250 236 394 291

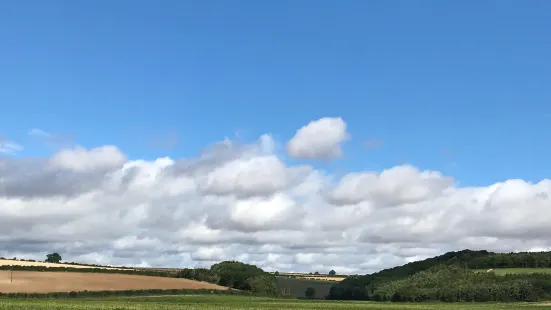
276 276 333 298
274 272 347 282
0 271 227 293
0 295 550 309
0 259 127 271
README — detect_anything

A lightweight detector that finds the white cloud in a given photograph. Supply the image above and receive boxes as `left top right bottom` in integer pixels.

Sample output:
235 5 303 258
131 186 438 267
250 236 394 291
286 117 349 159
28 128 52 137
0 119 550 275
0 140 22 155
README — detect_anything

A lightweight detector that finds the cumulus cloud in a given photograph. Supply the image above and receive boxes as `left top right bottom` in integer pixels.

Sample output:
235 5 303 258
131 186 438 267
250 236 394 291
0 119 550 275
286 117 349 159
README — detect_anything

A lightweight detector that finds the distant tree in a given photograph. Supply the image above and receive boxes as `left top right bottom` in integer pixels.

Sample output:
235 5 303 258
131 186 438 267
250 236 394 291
305 287 316 299
45 253 62 263
314 271 319 275
274 271 280 276
329 270 336 276
210 261 266 290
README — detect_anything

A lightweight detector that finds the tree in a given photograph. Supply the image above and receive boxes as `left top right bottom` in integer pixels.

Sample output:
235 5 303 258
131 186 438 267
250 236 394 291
246 275 278 297
45 253 62 263
274 271 280 276
329 270 336 276
305 287 316 299
210 261 266 290
314 271 319 275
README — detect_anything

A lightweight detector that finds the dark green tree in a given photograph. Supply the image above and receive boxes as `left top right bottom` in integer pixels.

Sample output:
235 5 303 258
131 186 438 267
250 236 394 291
329 270 336 276
45 253 62 263
210 261 266 290
246 275 278 297
305 287 316 299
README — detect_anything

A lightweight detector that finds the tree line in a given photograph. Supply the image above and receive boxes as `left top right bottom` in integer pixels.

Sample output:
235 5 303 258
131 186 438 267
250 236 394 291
328 249 551 301
175 261 278 296
0 288 251 299
1 258 279 297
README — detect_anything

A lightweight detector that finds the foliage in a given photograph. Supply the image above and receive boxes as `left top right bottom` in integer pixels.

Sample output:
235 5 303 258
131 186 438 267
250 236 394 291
305 287 316 299
328 270 336 276
45 253 62 263
0 265 169 277
210 261 268 291
328 249 551 301
174 268 220 283
0 288 249 300
246 275 278 297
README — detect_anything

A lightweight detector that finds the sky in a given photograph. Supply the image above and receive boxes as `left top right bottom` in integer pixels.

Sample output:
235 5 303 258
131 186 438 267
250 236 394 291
0 0 550 274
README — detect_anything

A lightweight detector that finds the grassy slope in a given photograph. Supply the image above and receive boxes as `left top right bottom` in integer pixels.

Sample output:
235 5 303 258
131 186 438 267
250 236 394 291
1 295 550 309
276 276 334 299
474 268 551 275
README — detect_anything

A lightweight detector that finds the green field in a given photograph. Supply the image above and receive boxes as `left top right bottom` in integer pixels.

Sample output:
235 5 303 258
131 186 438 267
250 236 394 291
276 276 333 298
1 296 551 309
474 268 551 275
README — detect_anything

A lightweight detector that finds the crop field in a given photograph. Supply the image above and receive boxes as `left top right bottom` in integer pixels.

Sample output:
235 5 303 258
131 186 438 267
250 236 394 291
0 271 227 293
0 259 127 271
275 272 347 282
0 295 550 309
474 268 551 275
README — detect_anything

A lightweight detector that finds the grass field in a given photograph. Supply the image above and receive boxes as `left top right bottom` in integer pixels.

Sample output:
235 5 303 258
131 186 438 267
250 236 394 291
0 295 550 309
474 268 551 275
276 276 333 298
0 271 227 293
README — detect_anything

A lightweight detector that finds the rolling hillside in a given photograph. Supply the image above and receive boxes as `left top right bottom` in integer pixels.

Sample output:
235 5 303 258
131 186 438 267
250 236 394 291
328 249 551 301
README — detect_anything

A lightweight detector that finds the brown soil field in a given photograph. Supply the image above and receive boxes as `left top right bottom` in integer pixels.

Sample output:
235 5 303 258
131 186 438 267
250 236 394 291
0 271 229 293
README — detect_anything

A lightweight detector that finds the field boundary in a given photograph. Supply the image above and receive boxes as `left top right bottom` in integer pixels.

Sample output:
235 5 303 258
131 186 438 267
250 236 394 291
0 288 252 299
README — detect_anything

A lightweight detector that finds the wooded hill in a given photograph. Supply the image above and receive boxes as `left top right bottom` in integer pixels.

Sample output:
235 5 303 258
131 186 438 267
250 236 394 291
327 249 551 302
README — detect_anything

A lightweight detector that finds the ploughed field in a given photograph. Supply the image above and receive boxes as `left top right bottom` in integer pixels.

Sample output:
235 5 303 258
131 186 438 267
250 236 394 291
1 295 551 309
0 271 228 293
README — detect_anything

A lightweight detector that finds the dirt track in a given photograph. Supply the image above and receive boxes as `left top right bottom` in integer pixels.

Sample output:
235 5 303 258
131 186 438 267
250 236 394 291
0 271 228 293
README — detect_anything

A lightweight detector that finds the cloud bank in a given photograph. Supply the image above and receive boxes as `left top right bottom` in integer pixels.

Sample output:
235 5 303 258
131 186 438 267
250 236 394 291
1 118 550 275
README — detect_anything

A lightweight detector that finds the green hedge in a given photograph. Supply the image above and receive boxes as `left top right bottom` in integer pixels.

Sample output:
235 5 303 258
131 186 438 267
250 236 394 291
0 265 169 277
0 288 252 299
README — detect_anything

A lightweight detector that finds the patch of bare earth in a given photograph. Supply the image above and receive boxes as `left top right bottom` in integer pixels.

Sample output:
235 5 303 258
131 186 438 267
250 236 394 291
0 271 229 293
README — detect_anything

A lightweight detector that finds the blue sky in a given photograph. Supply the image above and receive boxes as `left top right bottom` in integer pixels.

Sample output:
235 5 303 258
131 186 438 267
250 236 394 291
1 0 550 186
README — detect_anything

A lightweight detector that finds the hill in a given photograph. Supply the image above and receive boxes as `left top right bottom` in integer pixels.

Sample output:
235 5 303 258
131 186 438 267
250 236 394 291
328 249 551 301
370 264 551 302
275 276 334 299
